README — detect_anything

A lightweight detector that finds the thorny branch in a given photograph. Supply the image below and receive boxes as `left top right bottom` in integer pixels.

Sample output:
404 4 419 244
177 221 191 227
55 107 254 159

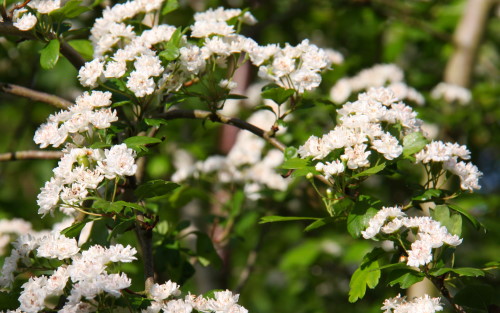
0 82 73 109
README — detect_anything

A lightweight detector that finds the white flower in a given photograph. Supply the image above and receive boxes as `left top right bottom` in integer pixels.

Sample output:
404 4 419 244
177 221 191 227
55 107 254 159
361 206 405 239
90 108 118 129
78 59 104 88
127 71 156 97
431 82 471 105
382 294 443 313
191 20 235 38
13 12 37 31
76 91 113 109
99 272 131 297
342 144 371 169
19 276 48 312
34 122 68 148
37 233 80 260
46 266 69 296
164 299 193 313
149 281 181 301
315 160 345 178
407 240 433 267
106 244 137 263
97 144 137 179
290 69 321 93
134 54 164 77
371 133 403 160
180 46 206 74
37 177 63 216
104 60 127 78
29 0 60 14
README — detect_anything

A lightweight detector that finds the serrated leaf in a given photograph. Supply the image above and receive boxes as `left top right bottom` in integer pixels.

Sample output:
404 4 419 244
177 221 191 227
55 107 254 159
429 267 485 277
351 163 386 179
135 180 180 200
388 269 425 289
40 39 60 70
259 216 319 224
61 221 89 238
403 132 428 157
412 188 442 201
448 204 483 231
68 40 93 60
348 256 381 302
161 0 179 15
261 85 295 105
304 217 336 232
144 118 168 127
431 205 462 236
347 196 380 238
281 157 310 170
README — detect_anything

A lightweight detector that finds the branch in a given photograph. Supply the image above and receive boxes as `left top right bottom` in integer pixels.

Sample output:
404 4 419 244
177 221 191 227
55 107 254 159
0 22 86 69
160 109 286 152
444 0 494 87
430 275 467 313
0 150 62 161
0 82 73 109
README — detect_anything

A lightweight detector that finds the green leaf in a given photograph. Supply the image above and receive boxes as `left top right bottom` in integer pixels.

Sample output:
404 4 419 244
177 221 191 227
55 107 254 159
412 188 442 201
89 142 112 149
431 205 462 236
226 94 248 100
429 267 485 277
448 204 483 231
403 132 428 158
284 146 298 160
280 240 321 271
304 217 336 232
161 0 179 15
259 216 319 224
348 249 382 303
39 39 60 70
281 157 310 170
60 221 89 238
351 163 386 179
159 28 182 61
124 136 162 152
347 196 380 238
144 118 168 127
195 232 222 268
135 180 180 200
113 201 145 212
108 219 135 240
67 40 93 61
388 269 425 289
261 85 295 105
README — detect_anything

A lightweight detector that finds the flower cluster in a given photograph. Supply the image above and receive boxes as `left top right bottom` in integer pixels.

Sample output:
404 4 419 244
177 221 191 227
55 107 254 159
431 82 471 105
299 87 420 176
0 233 136 312
37 144 137 216
329 64 424 105
11 0 60 31
361 206 462 268
34 91 117 148
172 110 290 200
381 294 443 313
143 286 247 313
0 219 32 255
416 141 482 191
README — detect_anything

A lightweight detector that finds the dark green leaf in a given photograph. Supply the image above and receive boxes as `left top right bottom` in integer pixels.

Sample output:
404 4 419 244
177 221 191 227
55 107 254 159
351 163 386 179
113 201 145 212
135 180 180 200
226 94 248 100
388 269 425 289
259 216 319 224
429 267 485 277
403 132 428 158
412 188 442 201
108 219 135 240
161 0 179 15
304 217 336 232
347 196 380 238
40 39 60 70
124 136 162 146
261 85 295 105
448 204 483 231
144 118 168 127
195 232 222 268
67 40 93 61
61 221 89 238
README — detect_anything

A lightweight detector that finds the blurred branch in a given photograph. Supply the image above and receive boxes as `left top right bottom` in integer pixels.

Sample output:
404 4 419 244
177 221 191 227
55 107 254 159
160 109 286 152
444 0 494 87
0 82 73 109
0 150 62 161
0 22 86 69
372 0 452 42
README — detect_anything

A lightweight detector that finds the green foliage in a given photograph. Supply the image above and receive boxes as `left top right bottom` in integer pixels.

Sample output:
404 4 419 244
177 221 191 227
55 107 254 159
39 39 60 70
348 248 383 303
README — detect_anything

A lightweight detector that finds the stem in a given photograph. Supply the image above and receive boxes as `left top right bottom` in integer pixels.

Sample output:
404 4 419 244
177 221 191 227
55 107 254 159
429 275 467 313
0 150 62 161
0 82 73 109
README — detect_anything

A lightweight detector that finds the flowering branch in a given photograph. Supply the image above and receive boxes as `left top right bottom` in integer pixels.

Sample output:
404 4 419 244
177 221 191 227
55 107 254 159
0 150 62 161
0 82 73 109
0 22 86 69
161 109 286 152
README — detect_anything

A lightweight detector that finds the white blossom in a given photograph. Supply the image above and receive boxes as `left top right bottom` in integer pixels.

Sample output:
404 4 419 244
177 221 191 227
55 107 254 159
97 144 137 179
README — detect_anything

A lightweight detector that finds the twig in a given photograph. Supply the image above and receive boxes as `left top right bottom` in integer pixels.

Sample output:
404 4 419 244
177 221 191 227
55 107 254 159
0 150 62 161
160 109 286 152
430 275 467 313
0 82 73 109
0 22 86 69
